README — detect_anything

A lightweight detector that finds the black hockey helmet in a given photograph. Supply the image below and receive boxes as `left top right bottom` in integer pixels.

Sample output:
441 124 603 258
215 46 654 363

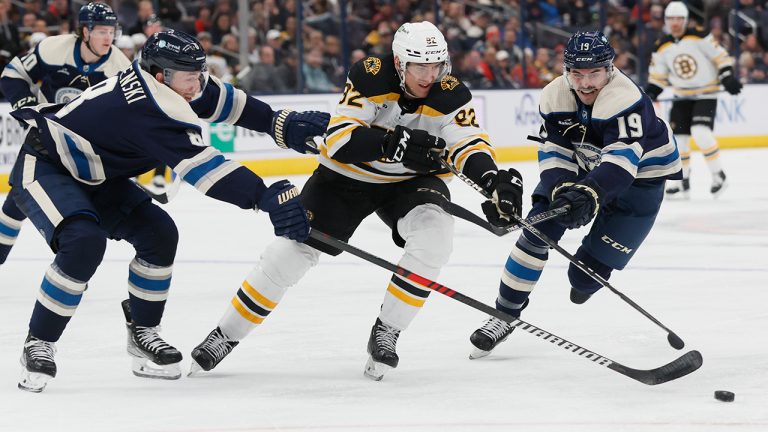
141 29 207 73
77 3 118 38
563 31 615 71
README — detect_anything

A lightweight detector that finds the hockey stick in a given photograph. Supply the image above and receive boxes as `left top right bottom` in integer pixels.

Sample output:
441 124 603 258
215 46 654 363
439 200 568 237
655 91 725 102
134 172 182 204
308 229 703 385
434 155 687 350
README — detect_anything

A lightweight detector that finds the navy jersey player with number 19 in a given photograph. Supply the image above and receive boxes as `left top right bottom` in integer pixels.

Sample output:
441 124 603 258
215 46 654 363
10 30 327 392
468 31 682 359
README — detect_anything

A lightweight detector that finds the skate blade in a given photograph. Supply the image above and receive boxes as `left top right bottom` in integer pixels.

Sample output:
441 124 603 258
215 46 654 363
665 191 690 201
132 357 181 380
363 357 392 381
469 347 491 360
187 360 205 377
18 370 52 392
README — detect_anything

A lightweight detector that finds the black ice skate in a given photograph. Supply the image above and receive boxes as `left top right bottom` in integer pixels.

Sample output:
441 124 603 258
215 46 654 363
188 327 239 376
469 316 514 359
711 171 728 197
364 318 401 381
665 178 690 200
569 287 593 304
18 333 57 393
121 299 182 380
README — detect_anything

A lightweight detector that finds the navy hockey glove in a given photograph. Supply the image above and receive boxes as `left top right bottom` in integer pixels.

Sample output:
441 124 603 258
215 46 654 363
719 67 742 95
550 179 601 229
382 125 446 174
271 109 330 155
257 180 310 242
480 169 524 226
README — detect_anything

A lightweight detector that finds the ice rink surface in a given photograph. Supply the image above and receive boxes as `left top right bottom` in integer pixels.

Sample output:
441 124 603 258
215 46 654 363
0 149 766 432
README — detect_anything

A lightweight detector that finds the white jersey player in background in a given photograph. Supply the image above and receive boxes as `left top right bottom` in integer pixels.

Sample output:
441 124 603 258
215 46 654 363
644 1 741 199
188 21 524 381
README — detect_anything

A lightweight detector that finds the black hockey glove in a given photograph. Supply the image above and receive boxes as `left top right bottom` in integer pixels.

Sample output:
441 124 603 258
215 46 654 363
271 109 330 155
643 83 663 102
480 168 524 226
257 180 310 242
382 125 446 174
719 67 742 95
550 179 601 229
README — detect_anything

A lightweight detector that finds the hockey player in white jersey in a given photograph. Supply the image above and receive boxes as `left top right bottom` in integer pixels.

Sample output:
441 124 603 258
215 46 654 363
644 1 740 198
469 31 681 359
10 30 326 392
189 21 524 381
0 3 131 267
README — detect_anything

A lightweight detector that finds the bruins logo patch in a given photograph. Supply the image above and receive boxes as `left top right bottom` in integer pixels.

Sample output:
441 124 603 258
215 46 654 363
440 75 459 90
364 57 382 75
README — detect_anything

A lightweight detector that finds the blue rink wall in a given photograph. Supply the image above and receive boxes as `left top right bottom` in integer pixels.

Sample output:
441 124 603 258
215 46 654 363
2 86 768 193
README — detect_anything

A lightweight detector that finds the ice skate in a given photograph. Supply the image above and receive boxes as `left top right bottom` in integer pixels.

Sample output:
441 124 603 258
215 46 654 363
122 299 182 380
364 318 400 381
18 333 57 392
189 327 239 376
710 171 728 198
665 178 690 200
469 316 514 359
569 287 593 304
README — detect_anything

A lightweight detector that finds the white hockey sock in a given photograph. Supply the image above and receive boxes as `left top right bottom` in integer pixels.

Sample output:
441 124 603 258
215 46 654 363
690 125 723 175
675 134 691 178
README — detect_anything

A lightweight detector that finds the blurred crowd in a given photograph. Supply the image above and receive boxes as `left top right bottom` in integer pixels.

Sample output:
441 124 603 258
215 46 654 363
0 0 765 96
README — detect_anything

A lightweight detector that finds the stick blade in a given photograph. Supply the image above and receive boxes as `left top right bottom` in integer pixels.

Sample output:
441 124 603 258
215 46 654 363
610 350 703 385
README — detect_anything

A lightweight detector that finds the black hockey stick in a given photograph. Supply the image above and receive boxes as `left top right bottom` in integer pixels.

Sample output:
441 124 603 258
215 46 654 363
308 229 703 385
435 155 687 350
439 200 568 237
655 90 725 103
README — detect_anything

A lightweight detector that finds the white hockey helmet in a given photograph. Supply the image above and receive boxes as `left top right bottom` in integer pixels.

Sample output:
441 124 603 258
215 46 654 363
664 1 689 24
392 21 451 92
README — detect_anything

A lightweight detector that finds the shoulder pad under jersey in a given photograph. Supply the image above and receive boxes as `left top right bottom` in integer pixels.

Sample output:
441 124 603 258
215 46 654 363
591 71 643 121
421 75 472 115
539 75 577 117
36 34 78 66
347 54 400 98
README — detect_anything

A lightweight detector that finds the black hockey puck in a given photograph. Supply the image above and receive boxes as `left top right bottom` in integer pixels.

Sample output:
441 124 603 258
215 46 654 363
714 390 735 402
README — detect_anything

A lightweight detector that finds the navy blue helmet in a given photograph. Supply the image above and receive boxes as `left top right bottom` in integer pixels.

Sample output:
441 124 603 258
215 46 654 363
77 3 118 36
141 29 207 73
563 31 615 70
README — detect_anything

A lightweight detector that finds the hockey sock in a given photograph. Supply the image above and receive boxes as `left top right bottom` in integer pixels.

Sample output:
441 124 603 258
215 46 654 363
690 125 723 175
675 134 691 178
497 231 549 316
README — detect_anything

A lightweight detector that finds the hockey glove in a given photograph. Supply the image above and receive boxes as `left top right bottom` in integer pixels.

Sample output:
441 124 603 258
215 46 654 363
480 169 524 226
382 125 446 174
271 109 330 155
257 180 310 242
643 83 663 102
550 179 601 229
719 67 742 95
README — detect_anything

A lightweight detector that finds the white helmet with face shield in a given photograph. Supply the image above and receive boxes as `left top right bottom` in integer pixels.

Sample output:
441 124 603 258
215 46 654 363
392 21 451 96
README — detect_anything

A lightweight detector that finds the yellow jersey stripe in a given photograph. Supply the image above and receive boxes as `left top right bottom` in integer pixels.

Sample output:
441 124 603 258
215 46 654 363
329 115 368 127
368 92 400 104
325 125 356 150
242 280 277 310
387 283 426 308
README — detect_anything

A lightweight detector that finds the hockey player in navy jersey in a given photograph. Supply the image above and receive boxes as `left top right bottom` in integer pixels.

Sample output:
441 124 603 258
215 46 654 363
189 21 524 381
9 29 327 392
468 31 682 359
0 3 131 266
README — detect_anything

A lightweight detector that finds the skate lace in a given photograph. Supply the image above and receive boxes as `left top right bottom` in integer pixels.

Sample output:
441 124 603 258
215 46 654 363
199 330 232 361
375 323 400 352
478 317 512 341
134 326 172 354
27 339 56 362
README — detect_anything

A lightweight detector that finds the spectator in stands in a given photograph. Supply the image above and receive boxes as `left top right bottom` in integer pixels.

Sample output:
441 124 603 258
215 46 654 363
43 0 70 27
565 0 592 28
220 33 240 71
491 49 517 89
32 18 47 35
533 47 555 86
265 28 284 64
127 0 154 35
456 49 492 89
322 34 346 87
350 48 366 65
0 0 21 92
276 47 299 91
195 6 212 34
143 14 163 37
157 0 181 24
198 30 230 81
511 48 541 88
303 47 339 93
211 12 232 44
240 45 287 93
23 0 42 17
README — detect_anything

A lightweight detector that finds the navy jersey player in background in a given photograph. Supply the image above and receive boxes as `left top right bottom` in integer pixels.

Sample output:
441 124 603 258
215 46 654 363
0 3 131 267
188 21 524 381
9 29 327 392
468 31 682 359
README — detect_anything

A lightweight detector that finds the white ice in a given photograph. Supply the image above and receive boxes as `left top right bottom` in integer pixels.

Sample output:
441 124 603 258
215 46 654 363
0 149 766 432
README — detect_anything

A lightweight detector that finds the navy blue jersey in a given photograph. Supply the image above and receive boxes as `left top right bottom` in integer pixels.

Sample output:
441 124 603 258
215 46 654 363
536 71 682 203
1 34 131 107
12 61 276 209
